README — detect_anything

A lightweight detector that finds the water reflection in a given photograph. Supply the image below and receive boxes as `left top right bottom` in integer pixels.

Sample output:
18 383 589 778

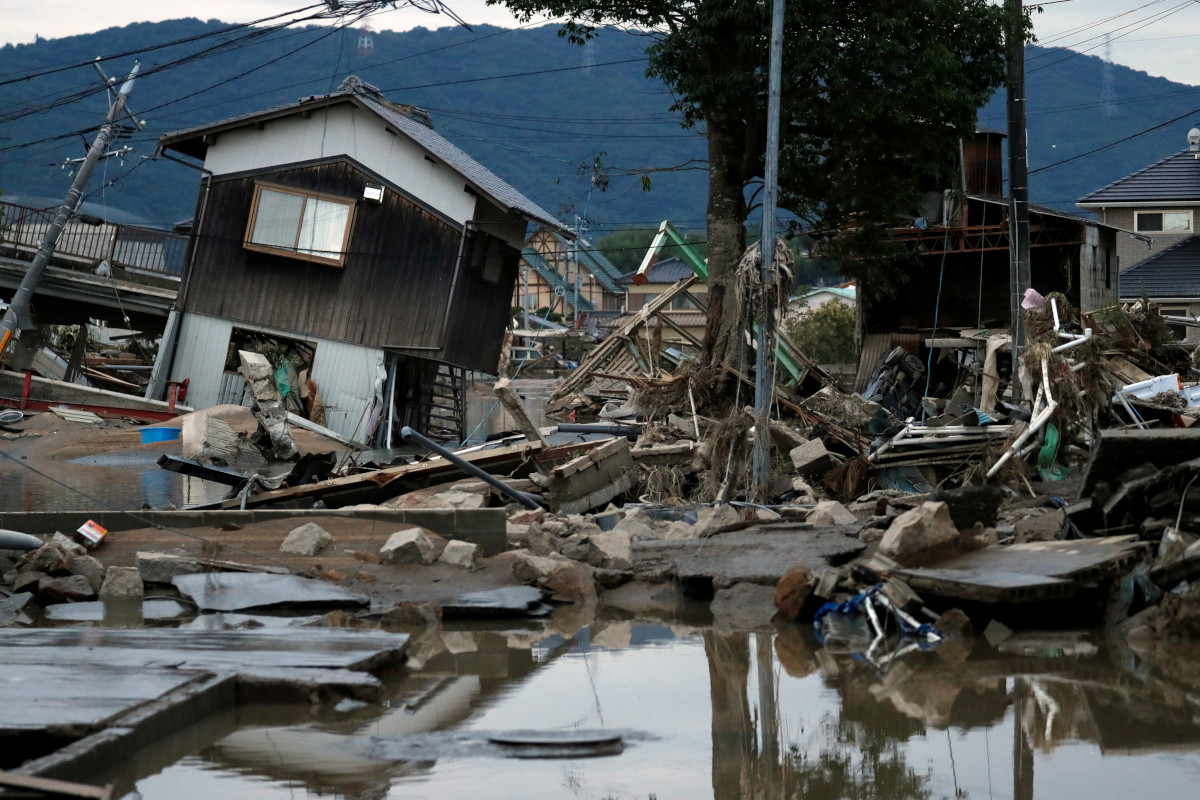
102 618 1200 800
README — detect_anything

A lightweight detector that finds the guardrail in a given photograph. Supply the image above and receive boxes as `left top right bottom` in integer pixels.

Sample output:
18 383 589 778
0 200 188 280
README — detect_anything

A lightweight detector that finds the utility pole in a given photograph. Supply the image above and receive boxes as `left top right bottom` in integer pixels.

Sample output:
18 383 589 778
0 60 141 360
1006 0 1030 399
751 0 785 502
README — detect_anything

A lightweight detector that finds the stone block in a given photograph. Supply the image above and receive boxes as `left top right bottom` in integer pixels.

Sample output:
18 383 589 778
807 500 857 527
280 522 333 556
99 566 144 603
774 565 814 621
879 501 961 565
137 552 203 584
68 554 106 593
438 540 482 569
380 527 438 565
39 574 96 603
789 438 833 478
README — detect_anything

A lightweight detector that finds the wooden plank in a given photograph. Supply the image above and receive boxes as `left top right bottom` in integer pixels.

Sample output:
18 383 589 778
0 771 111 800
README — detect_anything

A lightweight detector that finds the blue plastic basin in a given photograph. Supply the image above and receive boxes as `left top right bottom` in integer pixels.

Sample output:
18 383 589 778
140 426 181 444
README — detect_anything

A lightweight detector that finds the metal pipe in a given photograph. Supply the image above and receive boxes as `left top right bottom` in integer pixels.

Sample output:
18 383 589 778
399 425 543 509
987 357 1057 478
556 423 641 437
1051 327 1092 353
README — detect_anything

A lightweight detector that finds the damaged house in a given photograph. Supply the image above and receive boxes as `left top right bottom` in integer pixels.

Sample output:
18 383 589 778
152 76 568 443
854 129 1122 398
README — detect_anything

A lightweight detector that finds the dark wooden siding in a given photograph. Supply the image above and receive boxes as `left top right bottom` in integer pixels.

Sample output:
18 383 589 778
442 231 521 371
182 160 462 352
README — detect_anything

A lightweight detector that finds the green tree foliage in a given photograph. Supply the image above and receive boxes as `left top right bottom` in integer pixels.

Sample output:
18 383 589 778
487 0 1015 369
783 301 856 365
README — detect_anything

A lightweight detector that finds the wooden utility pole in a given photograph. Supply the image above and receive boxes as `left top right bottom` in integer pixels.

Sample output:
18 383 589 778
0 60 140 361
1006 0 1030 397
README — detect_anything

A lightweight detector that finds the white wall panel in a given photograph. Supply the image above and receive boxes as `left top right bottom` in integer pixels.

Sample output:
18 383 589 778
168 313 233 411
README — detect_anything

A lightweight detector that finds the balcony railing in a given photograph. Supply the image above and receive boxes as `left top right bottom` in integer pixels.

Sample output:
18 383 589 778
0 200 188 281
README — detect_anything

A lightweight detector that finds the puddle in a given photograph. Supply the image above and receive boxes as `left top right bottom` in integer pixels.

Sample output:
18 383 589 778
89 620 1200 800
0 456 227 511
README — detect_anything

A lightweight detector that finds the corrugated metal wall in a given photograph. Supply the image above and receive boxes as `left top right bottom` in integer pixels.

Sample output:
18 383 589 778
170 312 383 440
311 339 384 440
169 313 233 410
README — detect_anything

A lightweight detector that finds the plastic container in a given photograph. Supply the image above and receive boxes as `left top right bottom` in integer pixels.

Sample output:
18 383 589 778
140 426 181 443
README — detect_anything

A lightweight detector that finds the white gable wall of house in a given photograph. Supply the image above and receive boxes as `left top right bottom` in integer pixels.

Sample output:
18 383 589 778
201 104 480 229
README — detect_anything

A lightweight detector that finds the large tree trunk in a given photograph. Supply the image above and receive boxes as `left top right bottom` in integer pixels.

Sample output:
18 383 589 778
701 112 748 371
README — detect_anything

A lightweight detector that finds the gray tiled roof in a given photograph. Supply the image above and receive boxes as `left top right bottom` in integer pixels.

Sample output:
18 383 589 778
1118 235 1200 298
1079 150 1200 205
616 256 697 286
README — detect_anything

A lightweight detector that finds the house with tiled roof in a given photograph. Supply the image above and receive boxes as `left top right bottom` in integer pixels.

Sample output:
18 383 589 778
513 225 625 322
1078 128 1200 328
1077 128 1200 268
154 75 568 444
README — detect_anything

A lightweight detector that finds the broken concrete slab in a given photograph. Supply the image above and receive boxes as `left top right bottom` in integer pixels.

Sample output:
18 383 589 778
68 554 105 593
280 522 333 556
441 586 549 619
438 540 481 569
510 550 595 603
171 572 369 612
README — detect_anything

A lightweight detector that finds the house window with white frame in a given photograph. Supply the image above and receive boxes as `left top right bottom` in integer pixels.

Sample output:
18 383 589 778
1135 210 1192 233
244 183 356 266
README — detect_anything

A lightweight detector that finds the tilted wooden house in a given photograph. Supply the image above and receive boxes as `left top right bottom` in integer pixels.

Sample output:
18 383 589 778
154 76 569 442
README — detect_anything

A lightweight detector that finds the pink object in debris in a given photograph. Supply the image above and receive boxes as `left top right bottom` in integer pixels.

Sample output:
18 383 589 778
1021 288 1045 310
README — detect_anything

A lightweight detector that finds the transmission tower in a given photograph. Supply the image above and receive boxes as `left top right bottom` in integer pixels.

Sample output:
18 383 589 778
1101 34 1116 118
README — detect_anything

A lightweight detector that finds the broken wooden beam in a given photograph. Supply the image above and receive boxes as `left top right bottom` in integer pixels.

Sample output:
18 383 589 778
493 377 548 447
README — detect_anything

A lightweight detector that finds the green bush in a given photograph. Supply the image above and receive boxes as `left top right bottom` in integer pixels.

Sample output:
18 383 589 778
783 301 856 364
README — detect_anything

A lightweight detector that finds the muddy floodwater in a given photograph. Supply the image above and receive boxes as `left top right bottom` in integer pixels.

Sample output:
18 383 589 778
87 621 1200 800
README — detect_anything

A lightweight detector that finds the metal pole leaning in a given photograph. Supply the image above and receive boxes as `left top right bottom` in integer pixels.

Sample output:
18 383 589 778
399 426 544 510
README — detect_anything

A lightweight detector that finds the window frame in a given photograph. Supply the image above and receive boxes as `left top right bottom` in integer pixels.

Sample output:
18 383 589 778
1134 209 1193 234
244 182 357 267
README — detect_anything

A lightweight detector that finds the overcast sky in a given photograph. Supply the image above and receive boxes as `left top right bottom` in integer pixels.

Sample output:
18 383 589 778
6 1 1200 86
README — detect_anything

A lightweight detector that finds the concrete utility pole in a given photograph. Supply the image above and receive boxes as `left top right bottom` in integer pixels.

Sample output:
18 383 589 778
0 60 140 360
1006 0 1030 398
751 0 785 502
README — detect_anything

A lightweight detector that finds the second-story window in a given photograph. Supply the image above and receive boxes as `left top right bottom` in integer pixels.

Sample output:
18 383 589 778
1135 210 1191 233
245 183 356 266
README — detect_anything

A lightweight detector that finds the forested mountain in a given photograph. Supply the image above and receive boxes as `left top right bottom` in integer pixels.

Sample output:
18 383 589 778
0 19 1197 246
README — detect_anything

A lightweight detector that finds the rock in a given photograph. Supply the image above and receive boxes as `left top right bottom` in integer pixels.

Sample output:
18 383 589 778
935 608 974 639
693 504 743 538
508 509 545 525
612 517 656 542
68 554 106 593
99 566 144 603
508 522 556 556
137 552 203 584
511 550 572 584
789 438 833 478
711 582 777 630
786 477 816 503
659 520 701 540
280 522 333 556
50 533 86 557
558 533 592 562
879 501 961 565
1013 508 1066 543
584 531 633 570
39 574 96 603
592 568 633 590
13 571 43 594
773 565 815 622
438 540 481 569
983 619 1013 646
807 500 857 527
510 550 595 603
443 631 479 654
18 544 69 576
565 519 604 539
591 619 633 649
388 485 488 510
380 527 439 565
380 601 442 629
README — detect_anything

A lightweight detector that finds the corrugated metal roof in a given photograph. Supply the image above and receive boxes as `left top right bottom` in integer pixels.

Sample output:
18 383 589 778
158 80 569 236
1079 149 1200 205
616 257 696 285
1118 234 1200 298
544 231 623 293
